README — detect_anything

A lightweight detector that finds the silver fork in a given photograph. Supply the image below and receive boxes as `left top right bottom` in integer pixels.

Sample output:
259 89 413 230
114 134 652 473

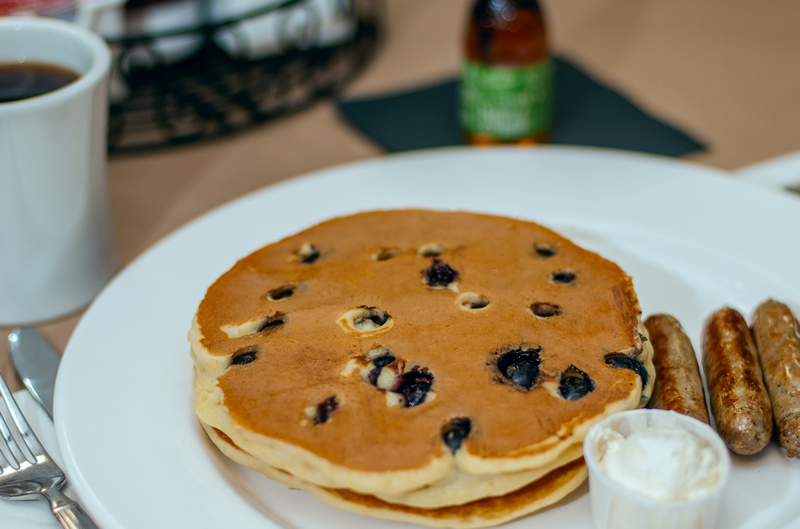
0 373 98 528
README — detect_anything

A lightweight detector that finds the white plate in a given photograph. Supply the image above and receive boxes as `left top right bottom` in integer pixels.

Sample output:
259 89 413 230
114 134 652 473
736 149 800 193
55 146 800 529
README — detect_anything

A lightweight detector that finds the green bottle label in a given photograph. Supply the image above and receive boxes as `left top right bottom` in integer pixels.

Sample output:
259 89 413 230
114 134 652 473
460 60 552 139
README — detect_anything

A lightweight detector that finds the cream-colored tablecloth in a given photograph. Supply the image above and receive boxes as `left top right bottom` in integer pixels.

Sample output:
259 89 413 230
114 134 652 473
3 0 800 390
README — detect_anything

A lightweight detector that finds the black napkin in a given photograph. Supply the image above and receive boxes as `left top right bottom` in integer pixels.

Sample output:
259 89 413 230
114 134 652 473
336 56 704 156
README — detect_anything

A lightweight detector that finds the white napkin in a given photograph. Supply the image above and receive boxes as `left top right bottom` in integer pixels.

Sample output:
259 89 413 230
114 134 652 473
2 391 69 529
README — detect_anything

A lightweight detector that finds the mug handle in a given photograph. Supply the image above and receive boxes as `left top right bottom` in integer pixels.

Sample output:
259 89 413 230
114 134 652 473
73 0 125 32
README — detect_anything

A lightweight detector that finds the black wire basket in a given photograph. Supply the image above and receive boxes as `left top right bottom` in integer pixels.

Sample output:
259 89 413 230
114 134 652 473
103 0 381 154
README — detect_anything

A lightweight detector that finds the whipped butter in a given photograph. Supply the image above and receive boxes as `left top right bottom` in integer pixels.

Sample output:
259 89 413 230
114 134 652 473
585 409 730 529
594 426 720 502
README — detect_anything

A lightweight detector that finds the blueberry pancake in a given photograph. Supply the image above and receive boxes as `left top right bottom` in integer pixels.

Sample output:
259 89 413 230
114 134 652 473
191 209 653 526
202 422 588 528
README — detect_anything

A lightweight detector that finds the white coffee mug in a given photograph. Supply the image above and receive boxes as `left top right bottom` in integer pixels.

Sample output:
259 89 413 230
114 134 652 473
0 16 118 325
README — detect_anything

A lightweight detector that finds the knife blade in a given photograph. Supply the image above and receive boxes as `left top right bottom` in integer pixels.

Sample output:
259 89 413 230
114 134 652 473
7 328 61 420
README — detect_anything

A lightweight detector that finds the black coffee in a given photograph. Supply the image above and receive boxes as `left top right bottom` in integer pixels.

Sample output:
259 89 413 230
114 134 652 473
0 62 79 103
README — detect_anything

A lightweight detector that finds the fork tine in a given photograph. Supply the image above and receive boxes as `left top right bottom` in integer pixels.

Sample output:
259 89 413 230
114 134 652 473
0 443 11 474
0 405 27 468
0 379 97 527
0 373 46 461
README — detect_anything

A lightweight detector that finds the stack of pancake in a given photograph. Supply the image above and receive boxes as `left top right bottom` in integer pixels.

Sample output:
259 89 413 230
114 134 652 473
191 209 654 527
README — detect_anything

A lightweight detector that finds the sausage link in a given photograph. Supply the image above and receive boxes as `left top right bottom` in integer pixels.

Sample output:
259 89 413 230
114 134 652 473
751 299 800 458
702 306 773 455
644 314 710 424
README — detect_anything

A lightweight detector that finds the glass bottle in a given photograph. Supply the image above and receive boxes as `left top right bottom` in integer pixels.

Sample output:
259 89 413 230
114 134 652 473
460 0 551 145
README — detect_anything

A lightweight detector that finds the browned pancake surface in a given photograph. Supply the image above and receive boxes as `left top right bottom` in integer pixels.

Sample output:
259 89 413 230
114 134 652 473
196 210 642 472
